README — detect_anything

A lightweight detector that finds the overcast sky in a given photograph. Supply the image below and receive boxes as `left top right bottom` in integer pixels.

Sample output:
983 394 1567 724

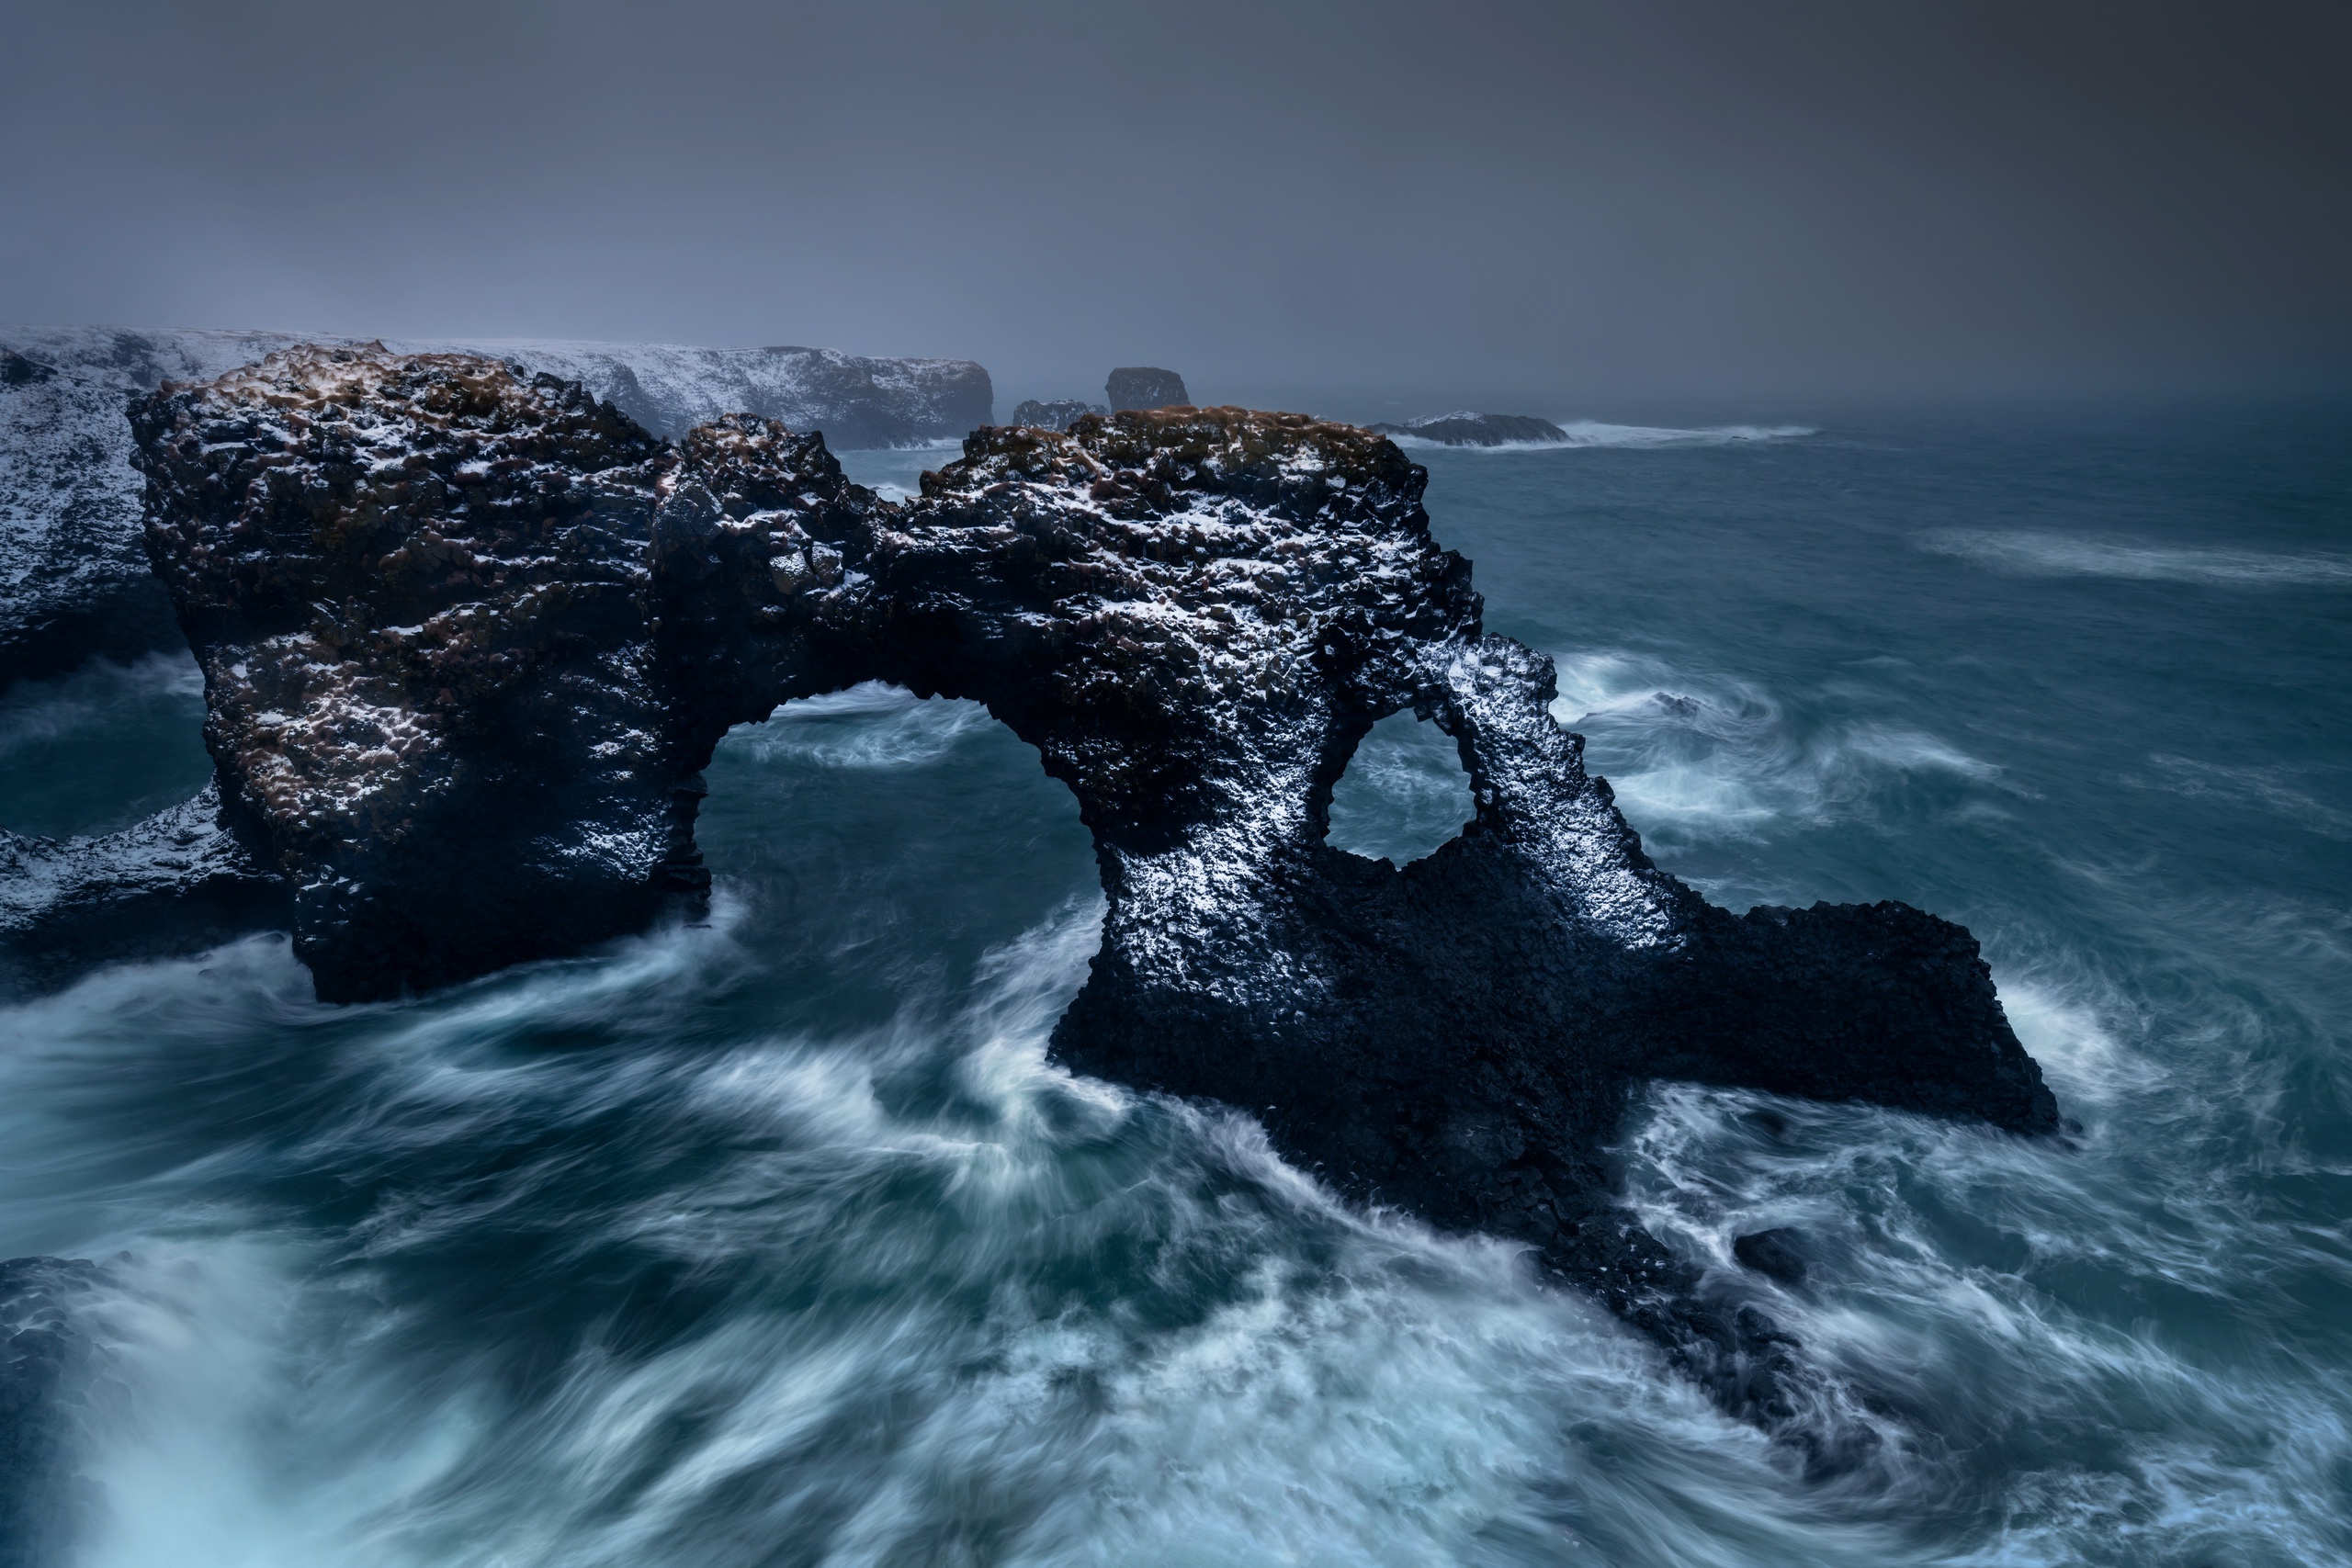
5 1 2346 413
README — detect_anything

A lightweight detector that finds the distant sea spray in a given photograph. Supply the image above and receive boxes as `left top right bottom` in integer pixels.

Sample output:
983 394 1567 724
1917 529 2352 587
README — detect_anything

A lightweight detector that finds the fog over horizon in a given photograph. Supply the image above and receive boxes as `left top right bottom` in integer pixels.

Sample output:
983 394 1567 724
5 0 2348 419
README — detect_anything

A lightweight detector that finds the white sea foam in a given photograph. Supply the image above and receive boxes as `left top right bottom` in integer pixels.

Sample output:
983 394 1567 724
1917 529 2352 587
720 682 995 770
1548 649 2004 843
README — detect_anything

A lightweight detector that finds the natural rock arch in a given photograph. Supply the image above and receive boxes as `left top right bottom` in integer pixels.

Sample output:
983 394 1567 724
1322 705 1477 865
99 344 2061 1420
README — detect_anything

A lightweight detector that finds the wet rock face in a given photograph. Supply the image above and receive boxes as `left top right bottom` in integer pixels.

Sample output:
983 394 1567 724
119 347 2058 1416
127 347 870 999
862 412 1477 854
1104 367 1190 412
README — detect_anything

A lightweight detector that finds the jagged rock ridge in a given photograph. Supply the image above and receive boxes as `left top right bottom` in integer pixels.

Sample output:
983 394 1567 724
0 327 993 689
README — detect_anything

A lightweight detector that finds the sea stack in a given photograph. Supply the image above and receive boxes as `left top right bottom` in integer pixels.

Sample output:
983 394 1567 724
1104 366 1190 412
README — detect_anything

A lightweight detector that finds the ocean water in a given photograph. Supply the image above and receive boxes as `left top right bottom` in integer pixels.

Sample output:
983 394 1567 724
2 402 2347 1566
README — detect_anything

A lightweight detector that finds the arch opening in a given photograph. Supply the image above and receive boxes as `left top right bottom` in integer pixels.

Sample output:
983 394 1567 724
695 682 1102 1033
1324 707 1476 865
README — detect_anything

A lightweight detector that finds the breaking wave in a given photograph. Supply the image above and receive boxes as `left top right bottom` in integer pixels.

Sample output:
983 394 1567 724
720 682 997 771
6 908 1928 1568
1917 530 2352 586
1549 649 2005 845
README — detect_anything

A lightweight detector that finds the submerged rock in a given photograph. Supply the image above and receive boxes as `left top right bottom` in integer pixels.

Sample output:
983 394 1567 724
1104 367 1190 412
1734 1227 1811 1285
1010 398 1108 431
105 345 2058 1419
1369 412 1568 446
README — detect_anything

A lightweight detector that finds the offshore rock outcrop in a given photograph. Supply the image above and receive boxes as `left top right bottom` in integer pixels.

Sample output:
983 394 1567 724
110 345 2058 1420
1105 367 1189 412
1369 411 1570 446
0 328 992 690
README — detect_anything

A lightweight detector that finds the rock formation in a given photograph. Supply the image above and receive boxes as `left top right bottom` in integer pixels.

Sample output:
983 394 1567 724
74 344 2064 1421
1105 367 1189 412
0 328 993 690
1010 398 1108 431
1369 412 1569 446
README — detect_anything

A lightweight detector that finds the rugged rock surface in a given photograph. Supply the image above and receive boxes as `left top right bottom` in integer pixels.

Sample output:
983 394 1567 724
1105 367 1190 412
1010 398 1108 431
1370 412 1569 446
0 1257 116 1568
112 345 2058 1420
0 327 993 691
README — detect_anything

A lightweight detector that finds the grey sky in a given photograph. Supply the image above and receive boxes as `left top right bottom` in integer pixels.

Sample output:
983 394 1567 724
4 1 2346 413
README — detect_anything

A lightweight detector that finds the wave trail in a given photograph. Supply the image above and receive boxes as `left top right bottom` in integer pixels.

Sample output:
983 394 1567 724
1917 529 2352 586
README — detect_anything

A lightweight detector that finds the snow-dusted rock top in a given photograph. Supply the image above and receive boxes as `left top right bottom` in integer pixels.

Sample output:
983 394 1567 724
0 326 991 686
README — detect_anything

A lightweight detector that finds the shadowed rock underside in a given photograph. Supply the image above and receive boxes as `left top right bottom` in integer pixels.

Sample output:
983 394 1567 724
108 344 2060 1429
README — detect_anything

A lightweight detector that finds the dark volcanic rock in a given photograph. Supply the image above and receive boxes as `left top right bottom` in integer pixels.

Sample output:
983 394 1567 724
121 348 2060 1421
0 351 54 389
1368 412 1569 446
1105 367 1190 412
0 1257 115 1568
0 328 995 694
0 783 289 998
1010 398 1108 432
1733 1228 1810 1285
127 345 885 1001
